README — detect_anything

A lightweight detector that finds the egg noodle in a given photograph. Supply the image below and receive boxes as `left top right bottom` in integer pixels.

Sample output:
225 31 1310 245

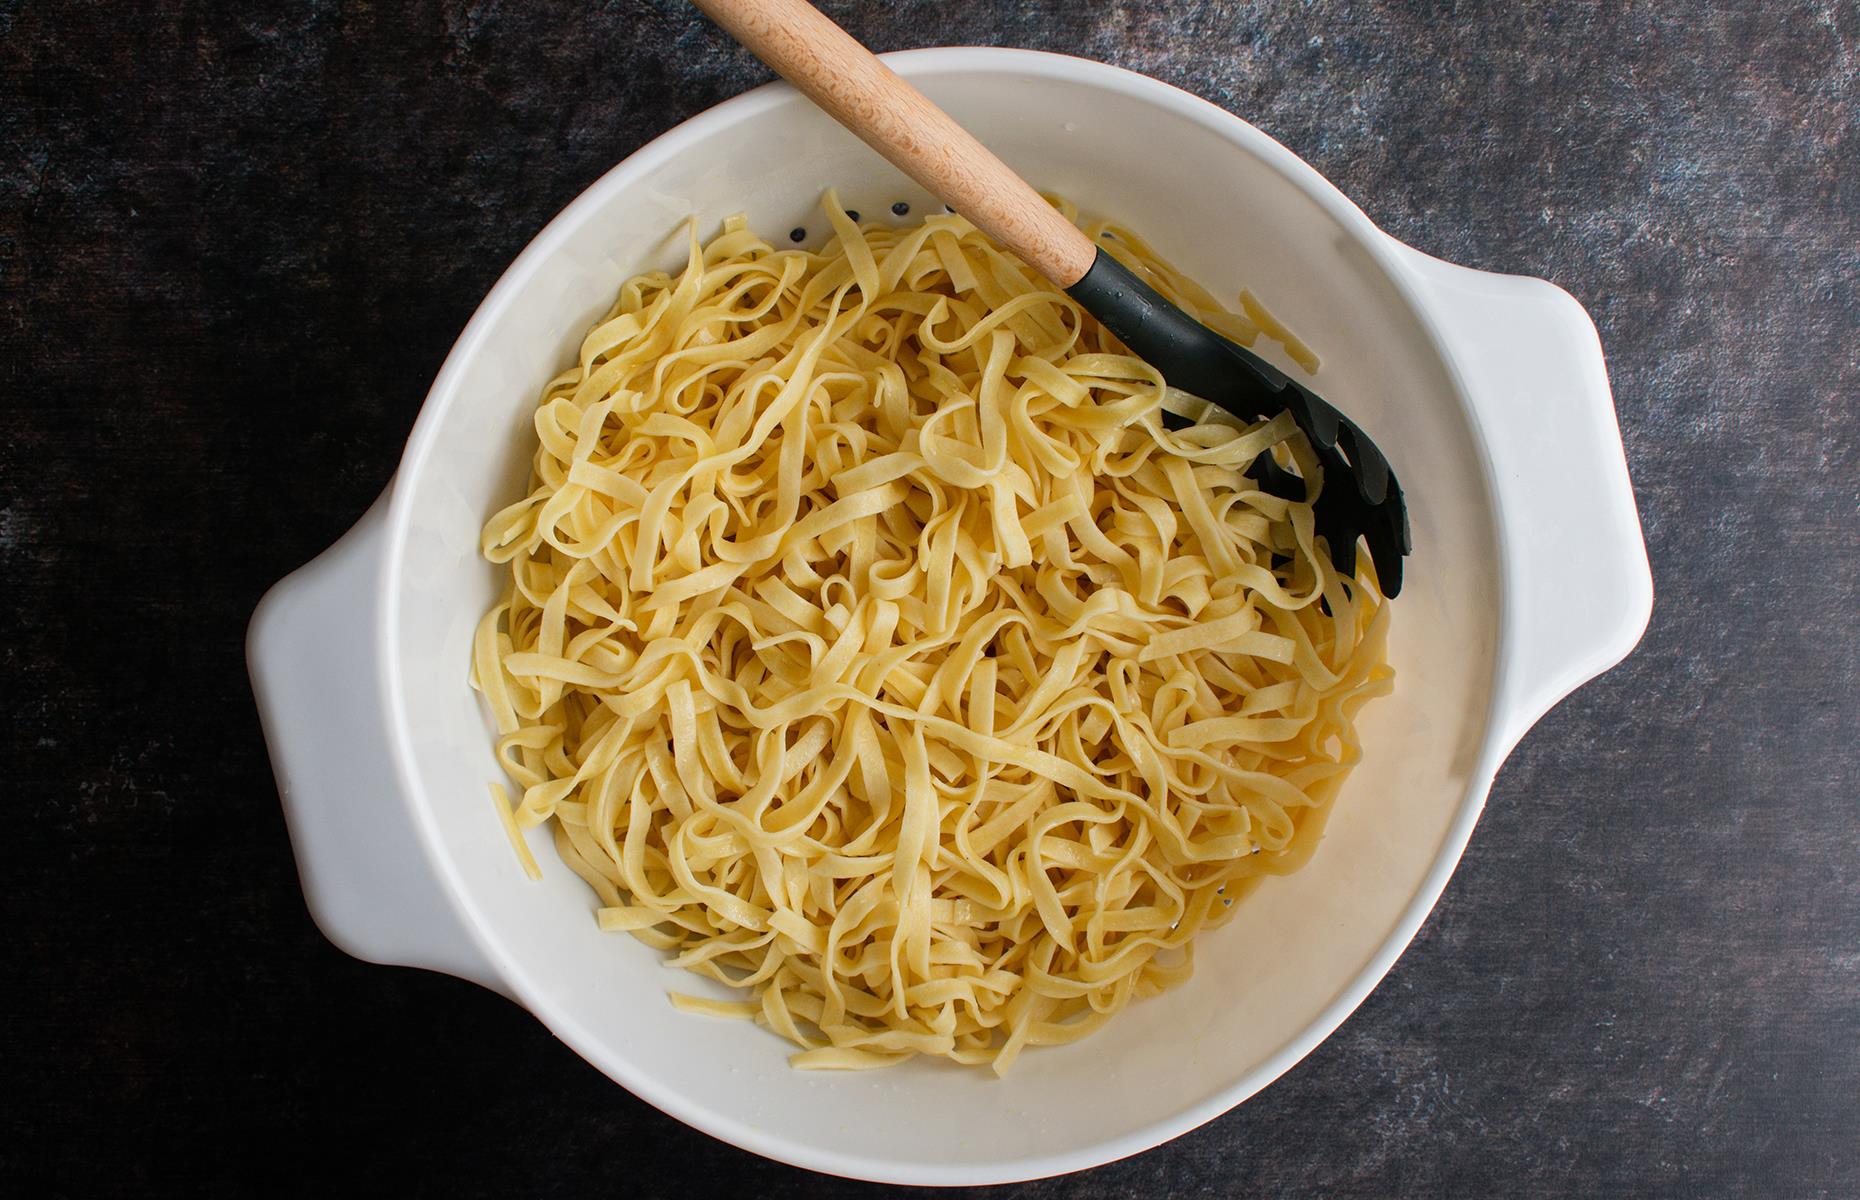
473 193 1391 1074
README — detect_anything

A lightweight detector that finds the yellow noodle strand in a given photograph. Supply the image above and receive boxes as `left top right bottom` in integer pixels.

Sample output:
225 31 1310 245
473 193 1391 1075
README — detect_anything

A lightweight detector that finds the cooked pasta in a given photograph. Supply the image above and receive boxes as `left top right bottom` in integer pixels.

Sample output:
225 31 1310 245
472 193 1391 1073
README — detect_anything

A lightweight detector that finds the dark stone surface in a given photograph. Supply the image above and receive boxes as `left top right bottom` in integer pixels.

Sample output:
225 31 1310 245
3 1 1855 1195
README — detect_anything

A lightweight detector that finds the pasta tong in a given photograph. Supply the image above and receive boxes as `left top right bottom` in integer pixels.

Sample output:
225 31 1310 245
691 0 1412 597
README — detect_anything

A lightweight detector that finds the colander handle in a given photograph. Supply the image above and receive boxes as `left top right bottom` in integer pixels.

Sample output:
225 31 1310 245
1396 245 1654 757
248 486 508 998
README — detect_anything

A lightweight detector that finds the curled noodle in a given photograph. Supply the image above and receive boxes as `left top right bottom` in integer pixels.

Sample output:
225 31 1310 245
473 193 1391 1073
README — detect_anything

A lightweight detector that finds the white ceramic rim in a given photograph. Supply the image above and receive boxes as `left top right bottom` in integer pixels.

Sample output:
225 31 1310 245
373 48 1537 1185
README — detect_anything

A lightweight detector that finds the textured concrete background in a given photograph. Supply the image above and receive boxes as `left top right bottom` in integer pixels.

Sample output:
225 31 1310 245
4 1 1856 1195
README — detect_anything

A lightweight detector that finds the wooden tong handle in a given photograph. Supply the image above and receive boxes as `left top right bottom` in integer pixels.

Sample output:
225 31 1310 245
690 0 1099 287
